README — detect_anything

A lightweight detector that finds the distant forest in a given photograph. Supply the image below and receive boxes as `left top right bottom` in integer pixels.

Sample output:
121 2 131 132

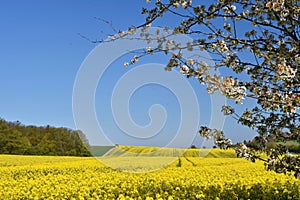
0 118 91 156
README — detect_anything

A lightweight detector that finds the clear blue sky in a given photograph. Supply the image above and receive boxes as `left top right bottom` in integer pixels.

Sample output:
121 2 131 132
0 0 256 147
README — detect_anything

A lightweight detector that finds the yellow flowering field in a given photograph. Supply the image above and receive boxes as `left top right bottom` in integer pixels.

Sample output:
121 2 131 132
0 149 299 199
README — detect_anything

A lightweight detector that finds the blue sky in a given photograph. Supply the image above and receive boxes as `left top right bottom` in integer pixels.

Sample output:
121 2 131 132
0 0 256 147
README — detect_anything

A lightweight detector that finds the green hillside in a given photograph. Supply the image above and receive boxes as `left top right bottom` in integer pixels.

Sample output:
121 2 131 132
90 146 115 156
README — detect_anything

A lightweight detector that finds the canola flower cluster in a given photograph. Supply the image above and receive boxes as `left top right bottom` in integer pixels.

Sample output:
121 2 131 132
0 154 299 200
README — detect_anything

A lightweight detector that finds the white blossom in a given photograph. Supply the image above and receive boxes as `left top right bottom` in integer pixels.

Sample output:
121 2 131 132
180 65 190 74
118 30 126 37
123 62 129 67
146 47 152 52
128 28 137 35
187 58 195 65
173 2 180 8
130 55 139 64
230 5 236 11
277 63 297 80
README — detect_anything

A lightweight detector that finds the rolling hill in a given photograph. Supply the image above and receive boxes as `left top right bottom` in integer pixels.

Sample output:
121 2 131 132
95 145 237 158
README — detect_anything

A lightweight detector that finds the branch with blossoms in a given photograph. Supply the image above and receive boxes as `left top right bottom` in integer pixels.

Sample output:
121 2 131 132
94 0 299 177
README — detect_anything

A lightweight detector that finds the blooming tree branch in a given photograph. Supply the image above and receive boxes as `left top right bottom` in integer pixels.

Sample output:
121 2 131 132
100 0 300 177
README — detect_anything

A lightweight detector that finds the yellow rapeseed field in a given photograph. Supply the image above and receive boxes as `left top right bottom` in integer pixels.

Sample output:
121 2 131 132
0 148 299 200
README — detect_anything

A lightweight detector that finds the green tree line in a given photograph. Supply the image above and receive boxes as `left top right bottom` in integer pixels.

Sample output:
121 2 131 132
0 118 91 156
